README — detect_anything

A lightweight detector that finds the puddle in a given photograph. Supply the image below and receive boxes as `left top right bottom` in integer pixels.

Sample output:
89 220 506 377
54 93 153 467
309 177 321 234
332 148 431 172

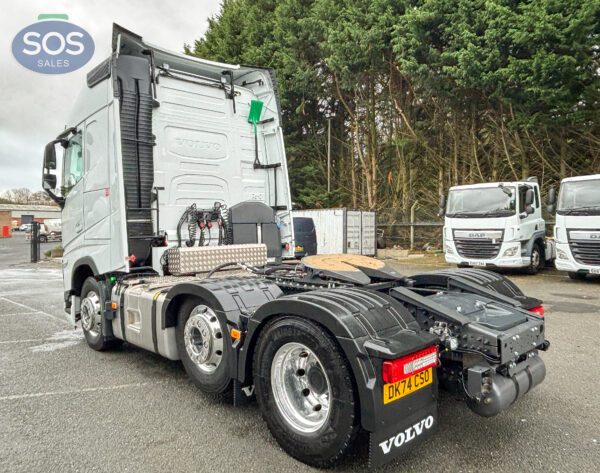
545 301 598 314
30 329 84 353
550 293 597 301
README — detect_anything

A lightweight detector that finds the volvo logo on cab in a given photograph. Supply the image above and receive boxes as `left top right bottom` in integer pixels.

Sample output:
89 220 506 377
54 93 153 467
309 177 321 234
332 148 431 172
11 15 94 74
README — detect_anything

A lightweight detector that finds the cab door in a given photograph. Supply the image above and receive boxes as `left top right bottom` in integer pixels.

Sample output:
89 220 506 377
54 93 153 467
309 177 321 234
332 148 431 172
61 131 85 252
518 184 544 240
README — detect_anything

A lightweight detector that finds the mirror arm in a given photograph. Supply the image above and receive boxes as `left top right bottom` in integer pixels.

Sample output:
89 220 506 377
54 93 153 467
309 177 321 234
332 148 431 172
44 187 64 208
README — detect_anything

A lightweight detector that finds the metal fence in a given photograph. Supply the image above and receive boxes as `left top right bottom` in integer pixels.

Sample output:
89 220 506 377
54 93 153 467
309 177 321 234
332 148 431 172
378 222 443 250
378 221 556 251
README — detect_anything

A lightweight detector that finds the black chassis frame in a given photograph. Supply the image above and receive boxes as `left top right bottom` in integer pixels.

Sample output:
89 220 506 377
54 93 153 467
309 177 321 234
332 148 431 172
153 266 547 468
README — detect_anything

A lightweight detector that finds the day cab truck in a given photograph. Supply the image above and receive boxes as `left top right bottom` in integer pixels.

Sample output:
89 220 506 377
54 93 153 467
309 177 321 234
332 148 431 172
440 179 555 274
41 24 549 469
547 174 600 280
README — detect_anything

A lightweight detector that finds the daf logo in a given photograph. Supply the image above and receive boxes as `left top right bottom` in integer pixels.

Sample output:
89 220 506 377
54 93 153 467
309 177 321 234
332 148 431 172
469 233 486 238
591 234 600 239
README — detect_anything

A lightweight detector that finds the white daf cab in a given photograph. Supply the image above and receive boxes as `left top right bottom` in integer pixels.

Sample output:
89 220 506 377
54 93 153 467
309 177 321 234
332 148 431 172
547 174 600 279
440 179 554 274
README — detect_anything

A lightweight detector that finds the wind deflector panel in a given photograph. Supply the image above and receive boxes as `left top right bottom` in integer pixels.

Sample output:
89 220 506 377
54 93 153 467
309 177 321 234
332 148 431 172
116 55 155 264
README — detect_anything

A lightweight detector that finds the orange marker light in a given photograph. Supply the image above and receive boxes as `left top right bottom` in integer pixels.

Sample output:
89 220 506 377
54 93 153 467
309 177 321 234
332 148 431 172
230 328 242 340
111 302 118 310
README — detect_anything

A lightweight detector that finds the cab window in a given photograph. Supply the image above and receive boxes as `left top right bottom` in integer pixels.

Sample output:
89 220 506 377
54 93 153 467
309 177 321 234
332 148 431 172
62 131 83 195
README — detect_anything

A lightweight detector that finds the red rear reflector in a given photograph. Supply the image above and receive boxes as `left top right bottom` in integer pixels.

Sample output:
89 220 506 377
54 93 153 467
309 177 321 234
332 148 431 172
529 306 544 316
382 345 438 384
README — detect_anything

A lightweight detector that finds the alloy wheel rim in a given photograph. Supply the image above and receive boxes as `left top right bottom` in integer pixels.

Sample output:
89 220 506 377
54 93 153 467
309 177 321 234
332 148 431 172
183 305 223 373
271 342 331 433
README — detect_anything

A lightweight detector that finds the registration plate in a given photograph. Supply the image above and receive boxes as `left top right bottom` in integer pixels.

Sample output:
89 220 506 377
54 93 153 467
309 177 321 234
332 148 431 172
469 261 487 267
590 268 600 275
383 368 433 405
295 245 304 251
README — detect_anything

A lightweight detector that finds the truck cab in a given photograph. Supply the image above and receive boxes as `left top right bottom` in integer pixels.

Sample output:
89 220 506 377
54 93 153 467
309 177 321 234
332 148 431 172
440 179 553 273
41 25 294 317
548 174 600 279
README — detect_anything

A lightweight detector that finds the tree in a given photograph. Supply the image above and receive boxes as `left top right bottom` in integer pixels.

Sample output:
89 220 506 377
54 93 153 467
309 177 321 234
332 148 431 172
187 0 600 221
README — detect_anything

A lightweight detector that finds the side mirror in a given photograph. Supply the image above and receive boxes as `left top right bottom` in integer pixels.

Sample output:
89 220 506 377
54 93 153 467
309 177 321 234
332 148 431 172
44 141 57 170
525 188 534 206
546 186 556 213
438 194 447 217
526 205 535 215
42 173 57 190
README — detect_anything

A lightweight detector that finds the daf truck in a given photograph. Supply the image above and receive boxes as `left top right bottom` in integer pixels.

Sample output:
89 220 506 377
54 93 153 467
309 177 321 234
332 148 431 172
547 174 600 279
440 179 555 274
41 25 549 468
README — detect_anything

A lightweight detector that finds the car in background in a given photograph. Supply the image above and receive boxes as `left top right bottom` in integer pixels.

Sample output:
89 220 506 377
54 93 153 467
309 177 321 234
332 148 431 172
293 217 317 258
18 223 31 232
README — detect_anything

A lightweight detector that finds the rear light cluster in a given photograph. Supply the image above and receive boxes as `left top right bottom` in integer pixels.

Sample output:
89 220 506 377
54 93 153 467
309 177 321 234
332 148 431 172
529 305 544 317
382 345 438 384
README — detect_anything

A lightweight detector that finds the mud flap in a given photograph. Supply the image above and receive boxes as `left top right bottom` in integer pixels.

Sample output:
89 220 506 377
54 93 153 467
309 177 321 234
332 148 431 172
368 403 438 468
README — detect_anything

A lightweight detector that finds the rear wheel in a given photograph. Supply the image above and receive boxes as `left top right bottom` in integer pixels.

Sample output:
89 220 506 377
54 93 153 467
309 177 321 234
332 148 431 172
176 298 231 393
80 277 120 351
568 271 587 281
253 316 359 468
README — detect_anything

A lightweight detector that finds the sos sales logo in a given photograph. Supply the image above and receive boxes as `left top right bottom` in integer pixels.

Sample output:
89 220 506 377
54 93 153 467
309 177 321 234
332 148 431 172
11 14 94 74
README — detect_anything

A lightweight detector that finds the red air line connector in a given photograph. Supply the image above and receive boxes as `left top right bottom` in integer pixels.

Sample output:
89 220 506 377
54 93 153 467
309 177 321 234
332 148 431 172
382 345 438 384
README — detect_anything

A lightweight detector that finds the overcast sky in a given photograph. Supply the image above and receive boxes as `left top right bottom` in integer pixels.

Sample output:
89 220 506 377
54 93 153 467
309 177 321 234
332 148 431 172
0 0 222 192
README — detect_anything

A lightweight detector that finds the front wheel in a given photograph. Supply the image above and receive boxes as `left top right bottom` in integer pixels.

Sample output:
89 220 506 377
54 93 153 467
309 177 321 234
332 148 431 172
526 244 543 275
80 277 120 351
253 316 359 468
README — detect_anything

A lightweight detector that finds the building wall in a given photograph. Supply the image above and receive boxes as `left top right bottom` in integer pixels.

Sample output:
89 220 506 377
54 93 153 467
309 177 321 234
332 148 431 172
0 211 11 238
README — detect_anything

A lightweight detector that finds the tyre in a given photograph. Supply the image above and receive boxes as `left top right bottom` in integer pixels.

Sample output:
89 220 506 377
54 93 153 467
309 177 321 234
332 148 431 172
377 237 386 250
568 271 587 281
39 235 47 243
176 298 231 393
253 316 359 468
80 277 120 351
526 243 543 275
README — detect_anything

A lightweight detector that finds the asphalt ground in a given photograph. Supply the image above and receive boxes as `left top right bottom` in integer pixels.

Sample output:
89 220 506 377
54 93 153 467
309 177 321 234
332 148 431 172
0 235 599 472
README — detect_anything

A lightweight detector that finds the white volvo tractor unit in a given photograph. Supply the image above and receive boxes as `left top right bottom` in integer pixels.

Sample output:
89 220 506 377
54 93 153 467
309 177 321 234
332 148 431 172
440 179 555 274
547 174 600 279
41 25 549 469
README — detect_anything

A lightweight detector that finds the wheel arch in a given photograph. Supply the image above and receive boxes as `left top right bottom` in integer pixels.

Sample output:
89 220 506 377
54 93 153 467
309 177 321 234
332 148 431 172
241 288 433 432
71 257 99 297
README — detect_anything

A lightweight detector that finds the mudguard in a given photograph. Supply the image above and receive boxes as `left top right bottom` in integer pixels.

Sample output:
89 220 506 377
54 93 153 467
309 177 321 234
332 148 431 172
161 276 283 380
408 268 542 309
245 287 439 468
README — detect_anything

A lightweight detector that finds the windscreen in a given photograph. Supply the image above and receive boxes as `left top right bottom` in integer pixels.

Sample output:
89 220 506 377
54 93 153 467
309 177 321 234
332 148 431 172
446 187 516 217
558 180 600 215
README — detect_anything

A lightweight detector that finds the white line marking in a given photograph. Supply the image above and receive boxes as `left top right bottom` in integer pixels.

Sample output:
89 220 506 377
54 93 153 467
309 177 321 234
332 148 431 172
0 297 69 325
0 381 169 401
0 311 39 317
0 338 44 345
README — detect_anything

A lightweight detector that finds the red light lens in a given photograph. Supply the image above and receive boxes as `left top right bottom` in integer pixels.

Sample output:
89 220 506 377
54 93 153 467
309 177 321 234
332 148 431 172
382 345 438 384
529 306 544 316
